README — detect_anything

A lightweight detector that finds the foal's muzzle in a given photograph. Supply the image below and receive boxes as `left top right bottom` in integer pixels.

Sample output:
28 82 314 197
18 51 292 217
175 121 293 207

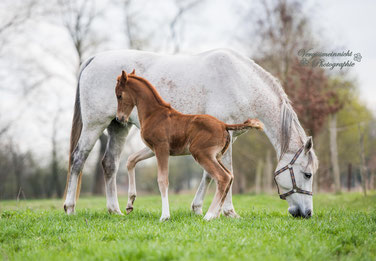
115 116 127 125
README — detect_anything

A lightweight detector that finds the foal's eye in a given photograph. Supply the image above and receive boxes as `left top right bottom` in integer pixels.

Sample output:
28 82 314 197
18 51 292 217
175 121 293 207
303 172 312 179
117 95 122 99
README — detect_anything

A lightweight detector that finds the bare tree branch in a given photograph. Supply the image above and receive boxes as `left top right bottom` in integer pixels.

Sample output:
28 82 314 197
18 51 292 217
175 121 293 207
169 0 202 53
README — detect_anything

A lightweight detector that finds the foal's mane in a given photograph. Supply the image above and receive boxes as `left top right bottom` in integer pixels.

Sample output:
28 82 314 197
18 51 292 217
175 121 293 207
129 75 171 109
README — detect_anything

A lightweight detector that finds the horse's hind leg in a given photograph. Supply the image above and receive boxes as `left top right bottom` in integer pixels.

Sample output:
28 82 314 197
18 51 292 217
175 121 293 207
194 151 233 221
102 120 131 215
191 170 212 215
64 125 105 214
126 146 154 214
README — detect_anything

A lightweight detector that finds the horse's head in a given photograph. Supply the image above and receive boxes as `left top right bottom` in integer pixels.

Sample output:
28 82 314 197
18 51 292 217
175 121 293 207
115 69 137 125
274 137 318 218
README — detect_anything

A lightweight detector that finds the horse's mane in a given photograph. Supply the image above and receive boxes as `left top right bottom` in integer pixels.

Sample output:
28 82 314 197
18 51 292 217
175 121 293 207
250 60 318 171
129 75 171 109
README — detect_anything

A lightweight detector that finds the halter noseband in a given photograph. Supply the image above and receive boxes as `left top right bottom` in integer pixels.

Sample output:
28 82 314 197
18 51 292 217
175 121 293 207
274 146 313 200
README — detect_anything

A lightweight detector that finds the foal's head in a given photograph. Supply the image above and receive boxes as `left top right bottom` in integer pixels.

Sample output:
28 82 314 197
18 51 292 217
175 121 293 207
115 70 137 125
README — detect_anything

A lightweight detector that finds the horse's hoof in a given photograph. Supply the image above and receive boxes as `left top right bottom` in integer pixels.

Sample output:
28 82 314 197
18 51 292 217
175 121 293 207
203 212 217 221
108 208 124 215
191 204 203 215
159 215 170 222
223 209 240 218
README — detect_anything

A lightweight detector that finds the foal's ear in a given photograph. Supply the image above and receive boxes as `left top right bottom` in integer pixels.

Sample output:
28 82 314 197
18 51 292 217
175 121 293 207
304 136 313 154
130 69 136 75
121 70 128 82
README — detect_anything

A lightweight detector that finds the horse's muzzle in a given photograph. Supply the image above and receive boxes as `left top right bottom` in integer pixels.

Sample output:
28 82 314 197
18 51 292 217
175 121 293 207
288 207 312 219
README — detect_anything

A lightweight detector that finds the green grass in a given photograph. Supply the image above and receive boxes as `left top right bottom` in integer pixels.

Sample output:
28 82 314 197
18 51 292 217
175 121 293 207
1 192 375 261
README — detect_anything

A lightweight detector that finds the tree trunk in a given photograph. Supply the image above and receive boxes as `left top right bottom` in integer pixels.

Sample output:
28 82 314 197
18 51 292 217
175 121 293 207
263 150 273 193
347 163 352 191
51 136 62 198
368 170 374 190
92 133 108 195
329 114 341 193
255 159 263 194
358 123 367 196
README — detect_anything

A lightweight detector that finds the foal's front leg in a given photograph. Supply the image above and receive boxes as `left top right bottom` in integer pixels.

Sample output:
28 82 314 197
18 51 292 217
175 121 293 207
155 146 170 221
126 147 155 214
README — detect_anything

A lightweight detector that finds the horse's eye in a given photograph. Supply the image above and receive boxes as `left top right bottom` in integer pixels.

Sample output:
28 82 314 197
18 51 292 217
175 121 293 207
303 172 312 179
117 95 122 99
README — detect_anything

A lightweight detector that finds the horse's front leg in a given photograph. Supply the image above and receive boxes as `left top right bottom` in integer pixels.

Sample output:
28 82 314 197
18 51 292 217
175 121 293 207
155 145 170 222
126 146 154 214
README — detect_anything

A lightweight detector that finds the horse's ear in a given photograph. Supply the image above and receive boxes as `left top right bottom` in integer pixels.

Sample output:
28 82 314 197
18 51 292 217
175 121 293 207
121 70 128 82
130 69 136 75
304 136 313 154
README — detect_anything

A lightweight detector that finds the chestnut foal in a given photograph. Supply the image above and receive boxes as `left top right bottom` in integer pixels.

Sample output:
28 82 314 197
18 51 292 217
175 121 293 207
115 70 262 221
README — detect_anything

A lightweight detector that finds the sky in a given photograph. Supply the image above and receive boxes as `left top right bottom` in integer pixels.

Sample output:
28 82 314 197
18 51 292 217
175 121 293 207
0 0 375 163
315 0 376 112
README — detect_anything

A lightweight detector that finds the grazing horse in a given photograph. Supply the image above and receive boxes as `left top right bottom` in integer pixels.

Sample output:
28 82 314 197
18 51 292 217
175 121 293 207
63 48 318 218
115 70 262 221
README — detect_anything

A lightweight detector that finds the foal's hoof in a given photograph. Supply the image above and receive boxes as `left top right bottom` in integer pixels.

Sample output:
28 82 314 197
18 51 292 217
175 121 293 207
126 206 133 214
63 204 75 215
159 215 170 222
223 209 240 218
126 195 136 214
191 204 203 215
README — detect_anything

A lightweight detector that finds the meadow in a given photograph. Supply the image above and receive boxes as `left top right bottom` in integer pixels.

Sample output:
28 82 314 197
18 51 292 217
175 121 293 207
0 192 375 261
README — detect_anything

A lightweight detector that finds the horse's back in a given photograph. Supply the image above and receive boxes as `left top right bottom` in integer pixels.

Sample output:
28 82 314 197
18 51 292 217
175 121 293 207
78 48 264 126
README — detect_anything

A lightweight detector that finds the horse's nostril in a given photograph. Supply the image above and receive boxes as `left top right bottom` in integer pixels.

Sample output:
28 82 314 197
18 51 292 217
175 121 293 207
288 207 301 217
305 209 312 217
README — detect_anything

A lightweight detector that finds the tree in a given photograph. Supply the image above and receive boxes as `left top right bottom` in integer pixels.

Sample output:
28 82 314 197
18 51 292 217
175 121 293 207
58 0 103 66
242 0 353 193
169 0 202 54
0 0 39 137
0 0 37 54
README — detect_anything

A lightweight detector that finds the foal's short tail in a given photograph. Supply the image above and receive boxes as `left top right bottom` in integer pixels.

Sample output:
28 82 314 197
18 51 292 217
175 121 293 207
225 118 263 131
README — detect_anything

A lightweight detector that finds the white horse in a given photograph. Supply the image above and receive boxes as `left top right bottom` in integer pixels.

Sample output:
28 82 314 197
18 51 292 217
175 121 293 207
63 48 318 219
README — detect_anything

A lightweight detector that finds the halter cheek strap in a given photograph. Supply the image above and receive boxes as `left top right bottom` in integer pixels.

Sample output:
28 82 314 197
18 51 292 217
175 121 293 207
274 146 313 200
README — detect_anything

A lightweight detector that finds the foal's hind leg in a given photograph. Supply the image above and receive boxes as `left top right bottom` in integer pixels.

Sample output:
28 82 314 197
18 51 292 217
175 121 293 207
64 125 105 214
194 152 233 221
102 120 130 215
191 139 238 217
126 146 154 214
219 144 240 218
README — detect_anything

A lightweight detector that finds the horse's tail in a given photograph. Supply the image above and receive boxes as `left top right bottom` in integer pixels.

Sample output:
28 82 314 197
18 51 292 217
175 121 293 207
225 118 263 131
63 57 95 200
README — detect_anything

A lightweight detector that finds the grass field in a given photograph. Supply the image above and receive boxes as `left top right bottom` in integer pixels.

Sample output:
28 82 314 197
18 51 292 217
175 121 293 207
0 192 375 261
